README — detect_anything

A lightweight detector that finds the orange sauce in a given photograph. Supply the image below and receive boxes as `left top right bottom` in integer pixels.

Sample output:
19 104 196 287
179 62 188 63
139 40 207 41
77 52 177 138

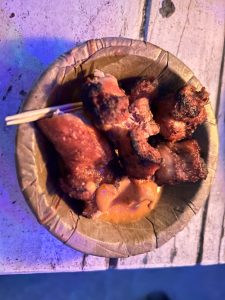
94 177 160 224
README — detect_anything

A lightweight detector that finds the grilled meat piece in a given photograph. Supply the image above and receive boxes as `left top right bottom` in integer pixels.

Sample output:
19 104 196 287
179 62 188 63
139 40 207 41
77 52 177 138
130 77 158 103
155 139 207 185
82 71 129 132
129 97 159 137
154 84 209 141
38 111 120 217
173 85 209 120
82 70 161 179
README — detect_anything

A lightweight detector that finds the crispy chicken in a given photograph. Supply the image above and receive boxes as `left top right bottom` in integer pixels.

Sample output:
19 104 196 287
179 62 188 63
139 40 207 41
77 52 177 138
82 70 161 179
154 84 209 141
155 139 207 185
37 72 209 222
129 77 158 103
38 111 120 216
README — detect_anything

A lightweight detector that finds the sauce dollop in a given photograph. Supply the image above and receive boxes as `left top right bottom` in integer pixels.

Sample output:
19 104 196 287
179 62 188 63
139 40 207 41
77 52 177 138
94 177 160 224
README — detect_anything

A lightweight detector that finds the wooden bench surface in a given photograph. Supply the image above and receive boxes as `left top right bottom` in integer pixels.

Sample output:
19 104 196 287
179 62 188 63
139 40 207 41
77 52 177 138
0 0 224 273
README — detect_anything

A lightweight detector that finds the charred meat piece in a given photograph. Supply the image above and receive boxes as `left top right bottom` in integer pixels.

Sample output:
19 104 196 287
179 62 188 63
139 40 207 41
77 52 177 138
38 111 120 217
112 125 161 179
155 139 207 185
82 70 161 179
122 97 160 176
128 98 161 175
154 96 187 142
154 84 209 141
173 85 209 120
130 77 158 103
82 71 129 131
129 97 159 137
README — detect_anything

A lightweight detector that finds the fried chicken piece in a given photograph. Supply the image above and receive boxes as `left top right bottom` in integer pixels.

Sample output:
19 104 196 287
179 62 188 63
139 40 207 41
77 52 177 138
82 70 129 132
154 84 209 141
38 111 120 217
82 70 161 179
130 77 158 103
155 139 208 185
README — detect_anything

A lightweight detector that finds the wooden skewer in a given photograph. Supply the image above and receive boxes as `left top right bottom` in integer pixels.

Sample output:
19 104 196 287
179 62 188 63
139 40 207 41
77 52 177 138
5 102 82 121
5 102 83 126
6 107 82 126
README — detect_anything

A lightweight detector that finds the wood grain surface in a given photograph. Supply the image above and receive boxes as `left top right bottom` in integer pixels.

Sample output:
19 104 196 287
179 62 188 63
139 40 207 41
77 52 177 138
0 0 224 273
118 0 225 269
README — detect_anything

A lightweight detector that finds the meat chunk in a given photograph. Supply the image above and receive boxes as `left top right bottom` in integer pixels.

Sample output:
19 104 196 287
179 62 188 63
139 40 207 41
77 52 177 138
130 77 158 103
38 111 119 216
82 70 161 179
129 97 159 137
155 139 208 185
82 70 129 132
154 84 209 141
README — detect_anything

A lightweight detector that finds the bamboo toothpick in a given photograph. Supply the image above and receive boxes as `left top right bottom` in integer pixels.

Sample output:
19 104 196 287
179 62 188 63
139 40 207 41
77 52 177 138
5 102 83 126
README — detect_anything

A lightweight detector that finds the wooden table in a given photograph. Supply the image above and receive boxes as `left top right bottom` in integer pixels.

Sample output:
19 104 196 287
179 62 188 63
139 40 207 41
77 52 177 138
0 0 224 274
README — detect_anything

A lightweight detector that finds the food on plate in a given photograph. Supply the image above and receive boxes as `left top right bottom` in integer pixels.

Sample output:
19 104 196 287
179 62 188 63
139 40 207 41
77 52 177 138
82 70 161 179
38 111 121 217
38 70 209 223
154 84 209 141
156 139 207 185
129 77 158 103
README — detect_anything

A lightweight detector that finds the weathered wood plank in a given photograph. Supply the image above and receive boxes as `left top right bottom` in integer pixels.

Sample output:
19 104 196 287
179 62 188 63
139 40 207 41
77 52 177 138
148 0 225 267
118 0 225 268
82 256 109 271
0 0 145 273
0 0 224 273
203 38 225 264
